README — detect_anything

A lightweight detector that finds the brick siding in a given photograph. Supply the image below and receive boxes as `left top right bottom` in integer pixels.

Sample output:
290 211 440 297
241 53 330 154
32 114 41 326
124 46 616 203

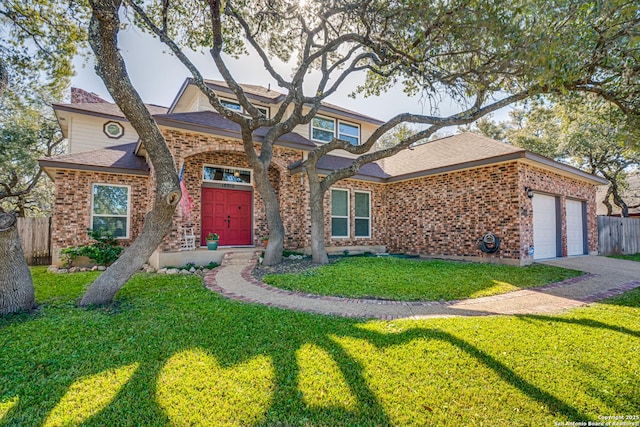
384 163 522 261
70 87 108 103
51 170 149 264
49 127 600 265
157 130 307 251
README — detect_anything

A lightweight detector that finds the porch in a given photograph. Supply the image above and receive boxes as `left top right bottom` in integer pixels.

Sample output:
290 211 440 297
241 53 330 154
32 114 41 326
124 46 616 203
147 244 387 269
148 247 259 269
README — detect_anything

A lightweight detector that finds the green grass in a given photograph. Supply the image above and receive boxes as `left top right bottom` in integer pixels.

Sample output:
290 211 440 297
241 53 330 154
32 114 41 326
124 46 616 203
263 257 583 301
608 253 640 262
1 267 638 426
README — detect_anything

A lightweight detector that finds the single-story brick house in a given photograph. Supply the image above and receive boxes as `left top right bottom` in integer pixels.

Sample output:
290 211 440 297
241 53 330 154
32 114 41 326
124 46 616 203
40 80 607 267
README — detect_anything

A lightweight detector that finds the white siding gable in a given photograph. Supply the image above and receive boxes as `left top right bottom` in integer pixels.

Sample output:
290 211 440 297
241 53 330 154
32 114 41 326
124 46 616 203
68 114 139 154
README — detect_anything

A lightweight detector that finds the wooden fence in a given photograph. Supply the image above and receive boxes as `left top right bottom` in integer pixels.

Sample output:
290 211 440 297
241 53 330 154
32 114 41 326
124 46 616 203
16 217 52 266
597 215 640 256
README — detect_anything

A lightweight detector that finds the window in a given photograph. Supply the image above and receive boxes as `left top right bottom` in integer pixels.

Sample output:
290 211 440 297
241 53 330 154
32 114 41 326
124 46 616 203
331 189 349 238
220 99 242 111
256 106 270 118
311 116 360 145
354 191 371 237
220 99 269 118
203 165 252 185
91 184 130 238
311 116 336 142
338 122 360 145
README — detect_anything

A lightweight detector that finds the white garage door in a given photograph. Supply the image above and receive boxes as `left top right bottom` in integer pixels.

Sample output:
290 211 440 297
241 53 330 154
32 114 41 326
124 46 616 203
566 199 585 256
533 194 558 259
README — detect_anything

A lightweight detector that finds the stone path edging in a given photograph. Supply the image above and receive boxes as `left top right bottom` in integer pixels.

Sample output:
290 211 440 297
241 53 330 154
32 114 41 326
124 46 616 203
203 251 640 319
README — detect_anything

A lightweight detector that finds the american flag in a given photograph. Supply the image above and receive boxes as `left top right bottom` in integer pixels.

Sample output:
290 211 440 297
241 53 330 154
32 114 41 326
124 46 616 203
178 163 194 221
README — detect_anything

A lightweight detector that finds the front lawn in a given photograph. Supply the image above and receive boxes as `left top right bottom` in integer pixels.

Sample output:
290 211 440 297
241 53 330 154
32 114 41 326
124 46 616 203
262 257 583 301
608 253 640 262
1 267 638 426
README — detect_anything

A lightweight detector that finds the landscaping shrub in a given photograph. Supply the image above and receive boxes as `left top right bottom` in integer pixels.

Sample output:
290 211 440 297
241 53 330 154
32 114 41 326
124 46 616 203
60 229 123 267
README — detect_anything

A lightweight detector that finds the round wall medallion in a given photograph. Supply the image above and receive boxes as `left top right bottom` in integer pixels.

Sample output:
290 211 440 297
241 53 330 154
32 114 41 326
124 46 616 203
103 121 124 139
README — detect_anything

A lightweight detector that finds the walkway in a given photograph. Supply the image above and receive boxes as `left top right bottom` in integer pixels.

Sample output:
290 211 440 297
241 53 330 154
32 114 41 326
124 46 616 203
203 252 640 319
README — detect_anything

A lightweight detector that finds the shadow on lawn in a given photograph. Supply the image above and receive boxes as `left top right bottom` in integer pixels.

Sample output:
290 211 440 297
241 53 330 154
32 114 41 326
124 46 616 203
1 276 637 426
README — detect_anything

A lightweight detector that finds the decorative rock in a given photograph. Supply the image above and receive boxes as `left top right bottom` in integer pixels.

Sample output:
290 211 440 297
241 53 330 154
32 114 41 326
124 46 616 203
189 267 196 273
179 269 191 275
57 268 69 274
166 268 180 275
91 266 99 271
48 266 59 273
288 255 304 260
69 267 80 273
144 266 156 273
157 268 167 274
80 267 88 272
97 266 107 271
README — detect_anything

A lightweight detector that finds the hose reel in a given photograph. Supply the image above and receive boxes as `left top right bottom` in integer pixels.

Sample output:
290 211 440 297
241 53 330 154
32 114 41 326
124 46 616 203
478 232 501 253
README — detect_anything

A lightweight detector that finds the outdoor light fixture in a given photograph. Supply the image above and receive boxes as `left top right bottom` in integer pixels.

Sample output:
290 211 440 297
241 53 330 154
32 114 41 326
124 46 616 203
233 170 241 178
524 186 534 199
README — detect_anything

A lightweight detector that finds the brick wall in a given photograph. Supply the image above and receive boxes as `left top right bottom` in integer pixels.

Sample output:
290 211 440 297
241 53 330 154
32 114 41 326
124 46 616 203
158 129 307 251
384 163 522 261
70 87 108 103
51 170 149 264
49 126 599 265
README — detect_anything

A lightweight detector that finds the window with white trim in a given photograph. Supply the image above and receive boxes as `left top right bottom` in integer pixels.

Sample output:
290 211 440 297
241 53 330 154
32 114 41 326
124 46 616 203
354 191 371 237
220 99 269 118
338 121 360 145
220 99 242 111
203 165 252 185
331 189 349 238
311 116 336 142
91 184 130 238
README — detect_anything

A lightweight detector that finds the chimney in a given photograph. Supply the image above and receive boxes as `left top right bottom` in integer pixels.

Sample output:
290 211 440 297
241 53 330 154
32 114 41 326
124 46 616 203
71 87 108 103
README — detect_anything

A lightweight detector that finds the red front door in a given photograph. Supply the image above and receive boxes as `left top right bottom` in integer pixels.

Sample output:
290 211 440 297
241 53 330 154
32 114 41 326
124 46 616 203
201 188 252 246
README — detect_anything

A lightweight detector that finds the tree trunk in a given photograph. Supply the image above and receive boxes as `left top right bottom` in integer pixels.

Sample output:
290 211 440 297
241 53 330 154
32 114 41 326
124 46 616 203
80 0 181 306
80 206 175 306
0 213 35 315
308 179 329 265
253 163 283 266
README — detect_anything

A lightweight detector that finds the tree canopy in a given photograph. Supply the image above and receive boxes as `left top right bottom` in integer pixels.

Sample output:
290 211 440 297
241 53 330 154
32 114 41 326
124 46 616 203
466 93 640 216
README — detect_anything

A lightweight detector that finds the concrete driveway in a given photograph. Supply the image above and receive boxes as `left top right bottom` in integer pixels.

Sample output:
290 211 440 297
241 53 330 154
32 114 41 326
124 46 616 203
540 255 640 282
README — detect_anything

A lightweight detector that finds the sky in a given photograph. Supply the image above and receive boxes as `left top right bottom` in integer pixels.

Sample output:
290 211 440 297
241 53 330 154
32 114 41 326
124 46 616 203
70 20 512 126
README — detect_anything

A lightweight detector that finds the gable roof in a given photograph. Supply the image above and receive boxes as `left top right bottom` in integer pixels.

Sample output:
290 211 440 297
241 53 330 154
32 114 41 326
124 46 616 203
53 102 169 120
39 142 149 176
153 110 316 150
168 78 385 125
290 132 608 185
378 133 524 178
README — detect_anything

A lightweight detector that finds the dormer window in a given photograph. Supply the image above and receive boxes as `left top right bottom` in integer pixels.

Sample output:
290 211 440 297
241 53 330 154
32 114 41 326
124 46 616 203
220 98 269 118
220 99 242 111
311 116 360 145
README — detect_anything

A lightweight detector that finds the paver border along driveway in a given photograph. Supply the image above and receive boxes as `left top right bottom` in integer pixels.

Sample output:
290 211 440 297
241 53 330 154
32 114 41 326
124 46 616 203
204 253 640 319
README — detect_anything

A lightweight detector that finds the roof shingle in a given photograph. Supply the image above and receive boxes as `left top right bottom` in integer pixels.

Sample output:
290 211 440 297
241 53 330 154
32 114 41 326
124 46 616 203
377 132 524 177
39 142 148 174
